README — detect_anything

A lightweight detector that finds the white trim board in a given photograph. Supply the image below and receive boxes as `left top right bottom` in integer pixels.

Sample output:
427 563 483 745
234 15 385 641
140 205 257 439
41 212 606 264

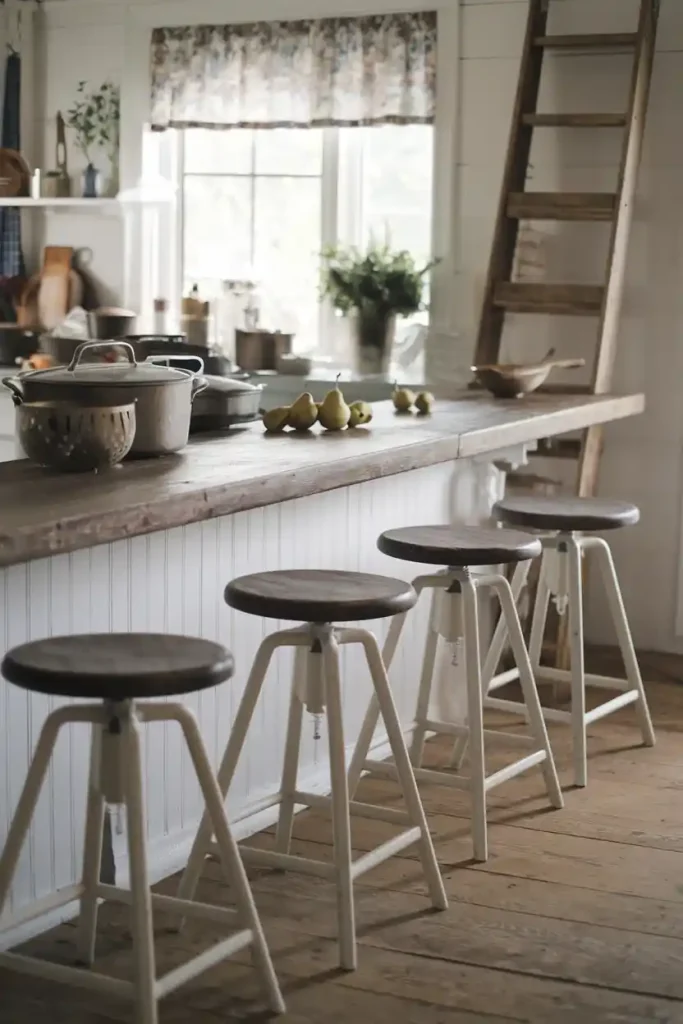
42 0 454 30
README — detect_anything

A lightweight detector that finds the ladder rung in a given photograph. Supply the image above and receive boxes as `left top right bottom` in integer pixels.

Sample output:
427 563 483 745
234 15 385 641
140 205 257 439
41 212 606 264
493 283 604 316
508 192 616 222
534 33 638 50
506 471 561 492
531 438 583 460
523 113 627 128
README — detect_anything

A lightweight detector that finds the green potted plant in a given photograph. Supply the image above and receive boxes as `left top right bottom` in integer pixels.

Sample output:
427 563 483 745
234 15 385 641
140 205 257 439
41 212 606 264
67 80 120 198
321 242 436 375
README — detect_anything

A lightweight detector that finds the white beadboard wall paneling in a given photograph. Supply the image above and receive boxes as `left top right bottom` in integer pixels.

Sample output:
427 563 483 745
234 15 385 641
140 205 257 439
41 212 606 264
0 464 454 929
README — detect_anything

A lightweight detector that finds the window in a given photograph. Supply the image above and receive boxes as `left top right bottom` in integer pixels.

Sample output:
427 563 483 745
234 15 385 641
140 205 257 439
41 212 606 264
176 124 434 355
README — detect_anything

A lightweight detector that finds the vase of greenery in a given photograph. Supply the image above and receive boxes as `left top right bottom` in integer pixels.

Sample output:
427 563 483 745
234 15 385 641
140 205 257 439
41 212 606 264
321 243 435 375
67 80 120 198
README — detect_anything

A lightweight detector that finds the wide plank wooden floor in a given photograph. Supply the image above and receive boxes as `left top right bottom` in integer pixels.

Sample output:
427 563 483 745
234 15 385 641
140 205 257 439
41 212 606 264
3 676 683 1023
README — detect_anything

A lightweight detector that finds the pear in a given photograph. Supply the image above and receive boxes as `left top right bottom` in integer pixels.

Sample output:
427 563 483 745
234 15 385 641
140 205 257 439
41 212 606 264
262 406 290 433
318 374 351 431
287 392 318 431
348 400 373 428
415 391 434 415
392 382 415 413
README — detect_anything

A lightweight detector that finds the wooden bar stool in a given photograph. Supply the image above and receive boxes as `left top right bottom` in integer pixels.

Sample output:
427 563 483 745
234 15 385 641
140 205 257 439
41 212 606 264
178 570 448 971
0 633 284 1024
486 496 656 787
348 526 564 863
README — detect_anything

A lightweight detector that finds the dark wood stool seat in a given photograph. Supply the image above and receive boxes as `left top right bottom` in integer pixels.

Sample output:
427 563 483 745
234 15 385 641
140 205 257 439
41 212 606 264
378 525 542 567
1 633 234 701
225 570 416 623
493 495 640 532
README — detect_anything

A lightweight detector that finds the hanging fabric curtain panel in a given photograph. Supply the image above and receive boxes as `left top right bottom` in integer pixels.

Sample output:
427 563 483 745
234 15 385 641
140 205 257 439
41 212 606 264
150 11 437 131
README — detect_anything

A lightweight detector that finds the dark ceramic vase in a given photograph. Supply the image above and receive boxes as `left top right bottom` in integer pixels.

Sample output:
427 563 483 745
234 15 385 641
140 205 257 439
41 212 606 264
82 163 101 199
353 307 396 376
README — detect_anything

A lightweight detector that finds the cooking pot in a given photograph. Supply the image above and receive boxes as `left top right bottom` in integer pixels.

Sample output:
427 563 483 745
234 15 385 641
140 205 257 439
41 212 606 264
88 307 137 340
3 340 207 457
191 374 262 432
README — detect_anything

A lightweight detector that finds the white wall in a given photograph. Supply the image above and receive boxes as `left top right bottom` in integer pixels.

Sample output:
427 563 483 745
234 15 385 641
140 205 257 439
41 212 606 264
441 0 683 655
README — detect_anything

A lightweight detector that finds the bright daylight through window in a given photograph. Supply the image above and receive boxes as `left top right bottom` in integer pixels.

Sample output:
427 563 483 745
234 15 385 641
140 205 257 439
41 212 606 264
180 124 434 353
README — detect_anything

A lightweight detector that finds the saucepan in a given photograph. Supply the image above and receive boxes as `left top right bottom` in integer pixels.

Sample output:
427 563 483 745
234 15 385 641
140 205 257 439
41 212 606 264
3 340 207 457
151 354 263 432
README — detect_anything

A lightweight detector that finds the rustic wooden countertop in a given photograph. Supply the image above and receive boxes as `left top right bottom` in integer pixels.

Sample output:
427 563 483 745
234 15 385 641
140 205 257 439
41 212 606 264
0 392 643 567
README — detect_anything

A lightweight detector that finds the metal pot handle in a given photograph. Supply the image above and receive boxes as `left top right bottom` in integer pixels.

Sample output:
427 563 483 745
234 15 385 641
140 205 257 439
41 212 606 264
2 377 23 405
191 376 209 402
67 340 137 372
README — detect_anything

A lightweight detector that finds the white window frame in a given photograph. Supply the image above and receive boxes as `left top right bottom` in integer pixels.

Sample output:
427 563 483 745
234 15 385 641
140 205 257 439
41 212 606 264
152 123 432 356
122 3 459 365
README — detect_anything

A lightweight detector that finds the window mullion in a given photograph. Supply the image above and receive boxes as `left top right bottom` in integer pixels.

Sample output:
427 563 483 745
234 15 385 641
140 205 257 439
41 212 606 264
249 132 257 275
320 126 340 357
173 130 185 323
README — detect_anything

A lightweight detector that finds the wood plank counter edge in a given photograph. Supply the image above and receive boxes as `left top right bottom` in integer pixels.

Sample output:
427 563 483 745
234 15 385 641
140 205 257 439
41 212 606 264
0 393 643 568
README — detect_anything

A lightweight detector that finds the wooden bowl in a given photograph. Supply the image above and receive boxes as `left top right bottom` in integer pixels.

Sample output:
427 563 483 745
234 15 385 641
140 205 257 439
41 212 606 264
471 355 585 399
17 400 136 472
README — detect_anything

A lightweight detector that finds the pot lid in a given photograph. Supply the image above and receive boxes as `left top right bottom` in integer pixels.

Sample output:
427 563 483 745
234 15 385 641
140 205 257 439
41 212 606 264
22 359 191 387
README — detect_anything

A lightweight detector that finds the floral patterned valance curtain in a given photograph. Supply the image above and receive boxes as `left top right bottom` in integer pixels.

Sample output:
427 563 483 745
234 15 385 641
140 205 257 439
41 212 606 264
149 12 437 131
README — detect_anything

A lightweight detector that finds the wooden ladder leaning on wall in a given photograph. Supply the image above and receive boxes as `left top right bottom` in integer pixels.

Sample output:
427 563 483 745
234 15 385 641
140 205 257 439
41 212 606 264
473 0 660 498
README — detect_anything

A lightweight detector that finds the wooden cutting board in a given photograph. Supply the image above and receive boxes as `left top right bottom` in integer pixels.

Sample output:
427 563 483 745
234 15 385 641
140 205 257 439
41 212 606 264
38 246 73 330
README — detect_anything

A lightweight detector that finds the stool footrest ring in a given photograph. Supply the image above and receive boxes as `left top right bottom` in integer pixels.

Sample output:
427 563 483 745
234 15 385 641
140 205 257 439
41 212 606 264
351 828 422 879
238 844 336 879
485 751 547 792
0 951 134 998
364 759 470 790
155 931 254 999
293 790 410 826
96 883 239 927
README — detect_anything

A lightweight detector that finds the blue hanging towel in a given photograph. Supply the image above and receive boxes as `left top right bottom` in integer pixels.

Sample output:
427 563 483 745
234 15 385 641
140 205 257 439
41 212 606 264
0 49 26 279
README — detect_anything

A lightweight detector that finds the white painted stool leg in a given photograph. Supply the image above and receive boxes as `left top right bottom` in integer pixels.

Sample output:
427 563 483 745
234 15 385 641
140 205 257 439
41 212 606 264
76 722 106 965
461 577 487 863
0 708 69 916
322 633 356 971
178 631 288 907
123 705 158 1024
593 537 656 747
347 694 380 800
174 706 285 1014
493 577 563 809
346 604 411 799
451 558 532 770
410 589 440 768
275 646 306 856
348 575 448 797
358 630 447 910
567 537 588 788
528 551 551 673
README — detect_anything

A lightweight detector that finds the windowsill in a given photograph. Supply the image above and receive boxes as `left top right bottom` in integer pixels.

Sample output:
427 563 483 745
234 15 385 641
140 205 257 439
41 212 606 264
247 365 427 386
248 365 429 410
